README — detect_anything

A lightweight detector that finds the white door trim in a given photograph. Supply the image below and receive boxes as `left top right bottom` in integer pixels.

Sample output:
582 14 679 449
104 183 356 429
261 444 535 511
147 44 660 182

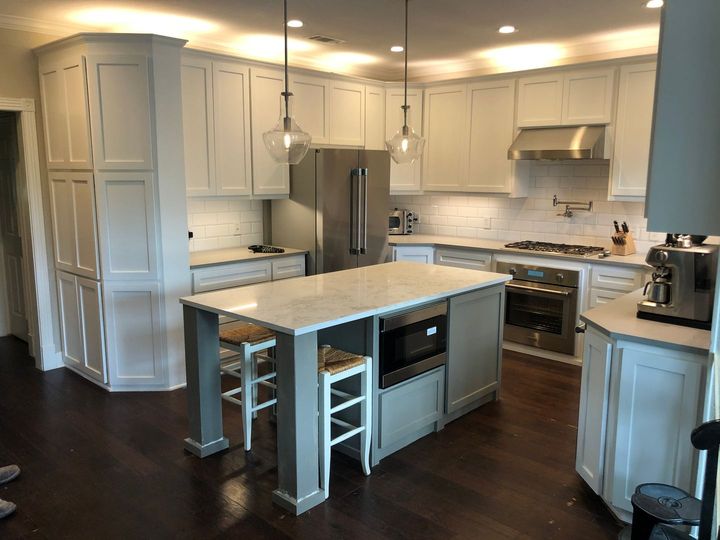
0 97 62 371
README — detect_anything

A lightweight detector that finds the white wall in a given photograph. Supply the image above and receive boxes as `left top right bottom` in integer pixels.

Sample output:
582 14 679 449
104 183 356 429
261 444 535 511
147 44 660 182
187 198 263 251
392 162 667 253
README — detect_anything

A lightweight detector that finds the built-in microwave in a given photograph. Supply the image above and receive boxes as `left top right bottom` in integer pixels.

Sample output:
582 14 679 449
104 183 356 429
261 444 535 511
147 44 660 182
378 302 447 388
389 209 415 235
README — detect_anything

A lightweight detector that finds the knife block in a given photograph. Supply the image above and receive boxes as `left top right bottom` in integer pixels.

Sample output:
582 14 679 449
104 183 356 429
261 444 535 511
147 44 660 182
610 232 636 256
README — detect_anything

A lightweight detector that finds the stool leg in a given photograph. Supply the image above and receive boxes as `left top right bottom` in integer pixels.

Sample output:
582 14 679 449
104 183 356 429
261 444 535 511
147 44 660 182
319 371 331 499
630 502 659 540
360 358 372 476
252 353 259 420
241 345 254 451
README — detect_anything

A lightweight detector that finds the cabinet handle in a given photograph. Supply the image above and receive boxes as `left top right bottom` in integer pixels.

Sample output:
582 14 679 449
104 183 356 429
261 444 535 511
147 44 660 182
575 322 587 334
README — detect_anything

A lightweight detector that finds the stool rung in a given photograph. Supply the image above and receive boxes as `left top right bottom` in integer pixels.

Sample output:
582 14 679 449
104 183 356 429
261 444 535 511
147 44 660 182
258 381 277 390
330 388 354 400
330 395 364 415
252 371 277 385
222 395 243 407
222 387 242 398
251 398 278 413
330 425 364 446
220 369 242 380
254 353 275 364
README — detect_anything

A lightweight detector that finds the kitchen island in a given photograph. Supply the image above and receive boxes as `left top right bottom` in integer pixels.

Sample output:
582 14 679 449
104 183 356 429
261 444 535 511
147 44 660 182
180 261 510 515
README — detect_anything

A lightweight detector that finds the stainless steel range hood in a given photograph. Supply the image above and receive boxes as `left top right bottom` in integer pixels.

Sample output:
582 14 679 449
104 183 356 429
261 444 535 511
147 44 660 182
507 126 606 160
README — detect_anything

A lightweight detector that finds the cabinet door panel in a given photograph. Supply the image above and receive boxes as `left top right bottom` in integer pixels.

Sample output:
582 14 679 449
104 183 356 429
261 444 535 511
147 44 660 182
95 172 157 280
447 287 503 413
250 67 290 196
214 62 253 196
290 73 330 144
39 66 70 167
422 84 468 190
610 346 703 512
77 277 107 383
57 271 82 369
610 63 656 199
392 246 434 264
103 281 164 387
64 60 93 167
49 173 76 272
517 75 563 127
330 80 365 146
271 255 306 280
87 55 153 170
467 80 515 192
576 329 612 493
563 69 615 125
386 88 423 192
181 58 215 196
364 85 385 150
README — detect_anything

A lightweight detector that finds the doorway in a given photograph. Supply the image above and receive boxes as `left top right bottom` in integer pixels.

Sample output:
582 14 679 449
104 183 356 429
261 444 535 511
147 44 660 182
0 111 29 343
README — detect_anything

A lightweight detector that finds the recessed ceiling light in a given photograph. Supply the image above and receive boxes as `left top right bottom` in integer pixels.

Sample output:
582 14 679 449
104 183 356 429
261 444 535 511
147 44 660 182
287 19 303 27
390 45 404 52
644 0 663 8
498 25 517 34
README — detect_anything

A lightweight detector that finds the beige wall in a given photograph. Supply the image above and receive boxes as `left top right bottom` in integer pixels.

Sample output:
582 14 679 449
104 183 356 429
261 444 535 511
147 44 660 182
0 27 62 356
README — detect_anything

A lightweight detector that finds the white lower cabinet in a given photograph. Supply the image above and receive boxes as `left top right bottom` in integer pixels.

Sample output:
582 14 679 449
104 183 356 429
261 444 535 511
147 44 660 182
576 325 707 521
435 248 492 271
56 271 107 383
103 281 165 389
271 255 306 280
392 245 434 264
588 264 647 309
191 255 307 294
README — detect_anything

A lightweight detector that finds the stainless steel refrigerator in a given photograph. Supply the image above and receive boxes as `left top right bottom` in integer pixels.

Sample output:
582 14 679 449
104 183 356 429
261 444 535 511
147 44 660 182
271 148 391 275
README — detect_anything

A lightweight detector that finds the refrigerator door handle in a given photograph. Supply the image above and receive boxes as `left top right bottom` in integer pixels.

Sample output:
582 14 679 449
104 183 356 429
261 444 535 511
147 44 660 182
359 169 368 254
350 169 362 254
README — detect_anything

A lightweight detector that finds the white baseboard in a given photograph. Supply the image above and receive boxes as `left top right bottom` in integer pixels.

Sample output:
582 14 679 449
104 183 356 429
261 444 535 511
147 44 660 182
503 341 582 366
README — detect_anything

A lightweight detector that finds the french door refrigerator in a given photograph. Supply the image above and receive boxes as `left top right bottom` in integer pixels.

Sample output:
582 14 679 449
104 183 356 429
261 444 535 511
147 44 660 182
271 148 391 275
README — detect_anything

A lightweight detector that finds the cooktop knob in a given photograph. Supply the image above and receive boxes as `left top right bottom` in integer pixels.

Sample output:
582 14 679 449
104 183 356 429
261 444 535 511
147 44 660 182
509 268 517 276
556 272 564 282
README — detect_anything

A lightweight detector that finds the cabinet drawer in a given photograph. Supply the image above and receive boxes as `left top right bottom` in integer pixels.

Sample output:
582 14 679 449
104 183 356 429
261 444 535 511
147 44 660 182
392 246 434 264
271 255 306 280
435 248 492 271
589 288 625 308
192 260 271 293
590 265 644 292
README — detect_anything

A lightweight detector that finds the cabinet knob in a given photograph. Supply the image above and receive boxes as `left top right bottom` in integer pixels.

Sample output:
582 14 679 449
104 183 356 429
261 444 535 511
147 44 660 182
575 323 587 334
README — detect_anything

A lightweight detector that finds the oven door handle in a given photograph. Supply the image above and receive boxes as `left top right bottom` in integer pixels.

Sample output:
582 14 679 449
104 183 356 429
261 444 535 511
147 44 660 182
506 282 573 297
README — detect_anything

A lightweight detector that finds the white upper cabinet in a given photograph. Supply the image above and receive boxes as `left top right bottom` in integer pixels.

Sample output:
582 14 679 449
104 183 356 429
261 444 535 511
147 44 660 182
213 62 253 196
517 74 564 127
86 55 153 170
250 67 290 197
517 68 615 127
289 72 330 144
48 171 100 279
422 84 469 191
39 56 93 169
466 79 517 193
94 171 158 280
181 57 215 196
364 84 385 151
386 87 423 193
562 69 615 125
329 79 365 146
609 63 657 200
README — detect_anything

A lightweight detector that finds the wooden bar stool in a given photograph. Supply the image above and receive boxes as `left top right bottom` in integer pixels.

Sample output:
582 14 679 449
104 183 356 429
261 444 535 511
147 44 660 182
219 323 277 451
317 345 372 499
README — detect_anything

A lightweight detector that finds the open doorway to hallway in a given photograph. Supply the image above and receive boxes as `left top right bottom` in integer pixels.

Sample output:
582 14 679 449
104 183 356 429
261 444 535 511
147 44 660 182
0 111 30 345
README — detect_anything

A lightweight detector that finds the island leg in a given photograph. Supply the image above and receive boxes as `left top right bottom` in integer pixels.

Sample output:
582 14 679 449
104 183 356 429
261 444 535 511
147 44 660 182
182 305 229 457
272 331 326 515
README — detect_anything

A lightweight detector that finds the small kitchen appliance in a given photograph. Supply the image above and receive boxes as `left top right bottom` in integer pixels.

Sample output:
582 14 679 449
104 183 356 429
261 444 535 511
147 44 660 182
637 240 718 329
389 209 416 235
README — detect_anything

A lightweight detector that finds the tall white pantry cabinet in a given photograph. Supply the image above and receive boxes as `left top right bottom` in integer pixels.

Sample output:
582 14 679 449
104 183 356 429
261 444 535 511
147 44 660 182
37 34 191 391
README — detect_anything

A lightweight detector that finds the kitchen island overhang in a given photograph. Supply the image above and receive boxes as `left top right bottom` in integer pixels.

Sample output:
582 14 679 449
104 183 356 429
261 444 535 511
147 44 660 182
179 261 511 515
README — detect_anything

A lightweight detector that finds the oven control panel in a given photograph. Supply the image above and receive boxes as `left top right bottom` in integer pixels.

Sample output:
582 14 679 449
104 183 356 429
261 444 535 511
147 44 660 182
496 262 580 288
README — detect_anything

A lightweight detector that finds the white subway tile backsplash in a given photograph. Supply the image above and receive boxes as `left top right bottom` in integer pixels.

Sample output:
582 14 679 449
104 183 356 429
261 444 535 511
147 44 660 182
187 197 264 252
391 162 647 249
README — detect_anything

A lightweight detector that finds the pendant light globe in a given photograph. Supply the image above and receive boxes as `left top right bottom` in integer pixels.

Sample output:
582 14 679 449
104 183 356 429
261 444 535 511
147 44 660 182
263 0 311 165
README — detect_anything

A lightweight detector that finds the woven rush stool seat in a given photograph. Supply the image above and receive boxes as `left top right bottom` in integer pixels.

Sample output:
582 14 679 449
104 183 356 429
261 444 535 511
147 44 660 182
317 345 372 500
219 323 275 346
218 323 277 452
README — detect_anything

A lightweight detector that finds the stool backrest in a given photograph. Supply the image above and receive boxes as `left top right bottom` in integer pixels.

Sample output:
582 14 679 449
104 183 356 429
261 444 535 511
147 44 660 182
691 419 720 540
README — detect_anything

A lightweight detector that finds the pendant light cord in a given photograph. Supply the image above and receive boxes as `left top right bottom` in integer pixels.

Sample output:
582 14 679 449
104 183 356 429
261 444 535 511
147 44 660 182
283 0 290 122
403 0 408 129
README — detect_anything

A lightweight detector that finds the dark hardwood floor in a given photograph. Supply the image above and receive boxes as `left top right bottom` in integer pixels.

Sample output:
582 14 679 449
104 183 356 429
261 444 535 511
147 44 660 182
0 336 621 539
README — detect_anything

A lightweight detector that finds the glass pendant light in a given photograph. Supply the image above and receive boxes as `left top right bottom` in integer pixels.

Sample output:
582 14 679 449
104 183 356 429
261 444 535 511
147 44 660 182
386 0 425 164
263 0 311 164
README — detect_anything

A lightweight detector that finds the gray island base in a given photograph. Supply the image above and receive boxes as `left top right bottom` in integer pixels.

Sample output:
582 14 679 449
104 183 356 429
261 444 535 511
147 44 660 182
180 261 510 515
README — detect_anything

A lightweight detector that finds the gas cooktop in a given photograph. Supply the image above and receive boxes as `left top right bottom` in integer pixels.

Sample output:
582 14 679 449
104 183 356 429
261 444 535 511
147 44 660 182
505 240 605 256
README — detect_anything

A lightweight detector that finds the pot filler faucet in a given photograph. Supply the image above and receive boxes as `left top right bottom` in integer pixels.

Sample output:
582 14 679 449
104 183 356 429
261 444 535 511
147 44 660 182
553 194 593 218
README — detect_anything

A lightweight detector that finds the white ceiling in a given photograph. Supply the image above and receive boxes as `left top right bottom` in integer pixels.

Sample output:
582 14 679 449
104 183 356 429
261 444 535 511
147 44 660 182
0 0 662 81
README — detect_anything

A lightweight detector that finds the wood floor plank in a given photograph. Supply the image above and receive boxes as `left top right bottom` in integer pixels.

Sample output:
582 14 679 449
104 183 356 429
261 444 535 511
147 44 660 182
0 336 621 538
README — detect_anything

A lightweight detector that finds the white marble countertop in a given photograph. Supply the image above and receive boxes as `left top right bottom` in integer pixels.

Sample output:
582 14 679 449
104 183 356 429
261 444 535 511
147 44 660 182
189 246 307 269
181 261 511 335
580 289 711 355
389 234 652 269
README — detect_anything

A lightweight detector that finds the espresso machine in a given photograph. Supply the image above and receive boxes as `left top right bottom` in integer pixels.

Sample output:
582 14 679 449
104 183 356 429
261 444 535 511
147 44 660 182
637 236 718 329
